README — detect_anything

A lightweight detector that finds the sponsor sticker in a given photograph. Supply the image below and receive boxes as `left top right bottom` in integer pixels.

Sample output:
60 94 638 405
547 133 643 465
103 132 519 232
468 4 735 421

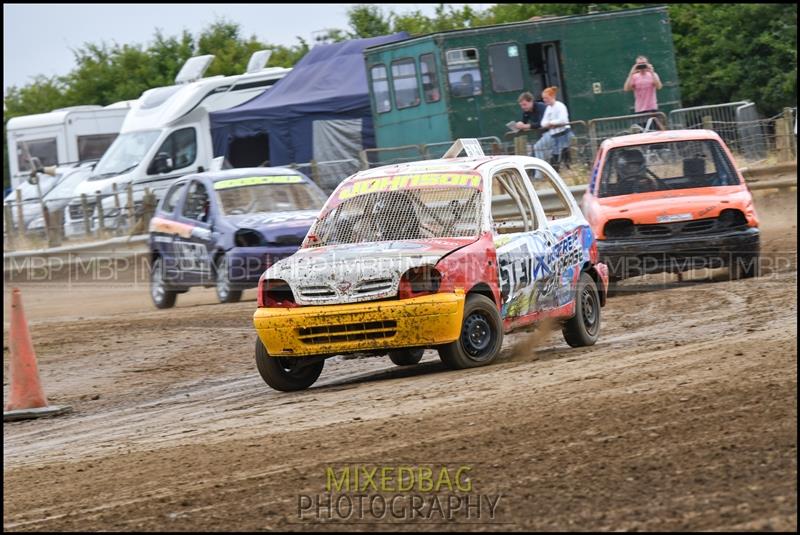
337 173 482 201
214 175 303 189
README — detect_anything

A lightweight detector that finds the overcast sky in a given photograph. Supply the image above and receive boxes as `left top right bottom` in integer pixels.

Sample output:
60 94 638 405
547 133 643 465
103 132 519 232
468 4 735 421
3 3 490 94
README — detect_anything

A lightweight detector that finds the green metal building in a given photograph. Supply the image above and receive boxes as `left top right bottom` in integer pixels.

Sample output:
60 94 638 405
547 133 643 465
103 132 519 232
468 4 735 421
363 6 681 150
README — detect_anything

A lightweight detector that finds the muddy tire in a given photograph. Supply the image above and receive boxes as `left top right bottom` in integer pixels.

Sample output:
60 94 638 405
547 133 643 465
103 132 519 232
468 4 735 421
438 294 503 370
388 348 424 366
562 272 601 347
151 256 178 309
255 338 324 391
215 254 242 304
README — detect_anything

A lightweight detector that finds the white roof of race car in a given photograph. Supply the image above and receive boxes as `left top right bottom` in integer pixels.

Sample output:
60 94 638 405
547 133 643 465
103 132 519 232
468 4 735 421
344 139 556 187
352 154 546 181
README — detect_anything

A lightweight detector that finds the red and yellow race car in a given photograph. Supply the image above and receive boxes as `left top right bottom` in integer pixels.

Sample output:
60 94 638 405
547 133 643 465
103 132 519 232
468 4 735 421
252 140 609 391
582 129 760 286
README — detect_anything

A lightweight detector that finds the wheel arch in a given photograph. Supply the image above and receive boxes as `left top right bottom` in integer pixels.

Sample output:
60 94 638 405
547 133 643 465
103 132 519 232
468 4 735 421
466 282 501 309
582 261 607 306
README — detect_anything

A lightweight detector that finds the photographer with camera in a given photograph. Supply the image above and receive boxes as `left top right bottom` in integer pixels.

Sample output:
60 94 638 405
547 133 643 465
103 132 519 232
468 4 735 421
624 55 664 130
624 55 663 112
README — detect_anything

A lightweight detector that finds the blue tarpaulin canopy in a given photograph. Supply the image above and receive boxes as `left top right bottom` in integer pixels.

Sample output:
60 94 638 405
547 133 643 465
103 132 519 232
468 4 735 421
210 33 408 188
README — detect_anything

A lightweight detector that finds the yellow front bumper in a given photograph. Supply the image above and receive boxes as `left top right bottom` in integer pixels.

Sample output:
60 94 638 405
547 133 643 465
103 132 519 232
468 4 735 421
253 291 465 357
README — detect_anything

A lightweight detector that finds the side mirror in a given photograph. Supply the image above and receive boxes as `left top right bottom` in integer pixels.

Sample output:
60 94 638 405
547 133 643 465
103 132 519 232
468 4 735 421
149 152 173 175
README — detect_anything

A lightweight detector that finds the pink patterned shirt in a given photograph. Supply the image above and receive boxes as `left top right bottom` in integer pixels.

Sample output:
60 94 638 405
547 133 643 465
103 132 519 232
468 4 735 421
631 71 658 112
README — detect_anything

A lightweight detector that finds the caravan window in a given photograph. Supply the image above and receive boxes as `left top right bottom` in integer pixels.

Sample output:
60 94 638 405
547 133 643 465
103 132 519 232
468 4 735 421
16 137 58 172
419 53 440 103
391 58 420 110
151 127 197 174
488 43 524 93
446 48 482 98
78 133 118 162
370 64 391 114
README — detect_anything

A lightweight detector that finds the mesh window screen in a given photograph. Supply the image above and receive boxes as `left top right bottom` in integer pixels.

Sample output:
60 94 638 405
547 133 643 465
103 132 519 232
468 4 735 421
311 187 483 246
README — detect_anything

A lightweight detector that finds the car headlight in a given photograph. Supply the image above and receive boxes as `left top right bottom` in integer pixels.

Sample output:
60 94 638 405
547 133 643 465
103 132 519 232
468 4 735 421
398 266 441 300
235 228 267 247
259 278 297 308
603 219 635 239
718 209 746 228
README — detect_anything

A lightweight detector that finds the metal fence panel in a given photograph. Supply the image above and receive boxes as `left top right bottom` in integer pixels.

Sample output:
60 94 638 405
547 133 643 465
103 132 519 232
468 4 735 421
735 103 768 161
359 144 425 169
588 111 668 155
669 101 751 150
669 101 750 129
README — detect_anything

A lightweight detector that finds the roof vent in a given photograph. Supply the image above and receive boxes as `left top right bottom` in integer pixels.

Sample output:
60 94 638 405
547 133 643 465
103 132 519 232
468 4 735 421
443 138 485 159
245 50 273 73
175 55 215 84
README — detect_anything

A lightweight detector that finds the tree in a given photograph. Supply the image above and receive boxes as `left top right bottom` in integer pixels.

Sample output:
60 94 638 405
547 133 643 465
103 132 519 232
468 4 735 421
198 20 269 76
348 5 392 38
266 38 310 67
670 3 797 116
392 3 484 35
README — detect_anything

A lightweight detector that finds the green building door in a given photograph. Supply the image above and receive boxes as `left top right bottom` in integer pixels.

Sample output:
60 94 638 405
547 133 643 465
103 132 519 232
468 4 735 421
526 42 565 104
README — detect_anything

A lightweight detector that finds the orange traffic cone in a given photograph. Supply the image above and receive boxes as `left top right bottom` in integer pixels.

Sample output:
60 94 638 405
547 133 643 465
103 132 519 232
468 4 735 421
4 288 71 421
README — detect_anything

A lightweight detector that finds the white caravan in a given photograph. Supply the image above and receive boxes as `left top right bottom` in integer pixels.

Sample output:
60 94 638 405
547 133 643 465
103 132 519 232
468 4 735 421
6 102 130 190
68 52 290 235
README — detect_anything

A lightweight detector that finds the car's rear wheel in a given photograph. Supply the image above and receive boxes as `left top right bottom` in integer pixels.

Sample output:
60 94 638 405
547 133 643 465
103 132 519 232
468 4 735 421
438 294 503 369
215 254 243 304
562 272 601 347
255 338 324 391
388 348 424 366
151 256 177 309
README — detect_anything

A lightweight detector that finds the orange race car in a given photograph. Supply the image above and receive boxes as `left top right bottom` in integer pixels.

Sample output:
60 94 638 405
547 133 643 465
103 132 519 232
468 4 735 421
581 130 760 285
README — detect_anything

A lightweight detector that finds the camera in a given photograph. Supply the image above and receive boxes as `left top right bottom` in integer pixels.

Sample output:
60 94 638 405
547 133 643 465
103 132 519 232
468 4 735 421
635 63 648 70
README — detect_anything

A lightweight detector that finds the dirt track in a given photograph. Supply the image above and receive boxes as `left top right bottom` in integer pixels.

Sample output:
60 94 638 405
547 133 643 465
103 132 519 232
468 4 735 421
3 190 797 531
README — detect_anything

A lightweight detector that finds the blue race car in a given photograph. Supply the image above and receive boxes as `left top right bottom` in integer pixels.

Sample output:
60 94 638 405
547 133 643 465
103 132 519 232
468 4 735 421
148 168 327 308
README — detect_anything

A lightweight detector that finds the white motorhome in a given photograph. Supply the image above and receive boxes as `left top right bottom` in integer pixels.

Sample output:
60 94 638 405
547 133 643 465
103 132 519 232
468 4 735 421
6 102 131 189
69 52 290 234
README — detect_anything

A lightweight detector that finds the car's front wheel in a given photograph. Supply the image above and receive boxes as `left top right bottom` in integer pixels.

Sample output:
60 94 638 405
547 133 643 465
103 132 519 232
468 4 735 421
151 256 177 309
438 294 503 369
215 254 243 304
255 338 324 391
562 272 601 347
